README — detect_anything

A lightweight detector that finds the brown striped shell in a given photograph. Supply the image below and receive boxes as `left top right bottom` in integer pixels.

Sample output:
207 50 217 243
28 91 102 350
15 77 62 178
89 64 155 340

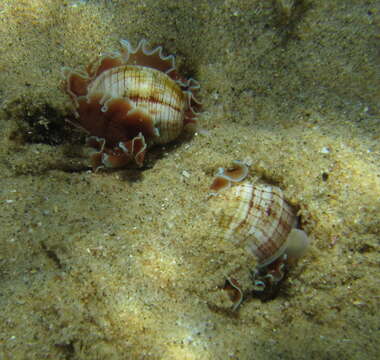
63 39 201 170
209 161 308 267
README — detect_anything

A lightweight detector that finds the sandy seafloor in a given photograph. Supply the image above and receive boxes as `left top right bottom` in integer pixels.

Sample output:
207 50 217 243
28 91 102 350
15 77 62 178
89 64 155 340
0 0 379 359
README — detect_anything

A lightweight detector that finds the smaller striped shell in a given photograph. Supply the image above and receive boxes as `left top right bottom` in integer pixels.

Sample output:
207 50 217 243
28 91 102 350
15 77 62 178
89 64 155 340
209 161 308 267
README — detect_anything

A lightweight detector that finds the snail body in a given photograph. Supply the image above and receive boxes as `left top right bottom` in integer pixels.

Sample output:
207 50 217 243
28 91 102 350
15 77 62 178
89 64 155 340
63 39 201 170
209 161 309 295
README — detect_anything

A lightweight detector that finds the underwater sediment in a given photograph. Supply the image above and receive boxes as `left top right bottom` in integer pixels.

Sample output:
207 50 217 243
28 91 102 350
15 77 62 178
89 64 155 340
0 1 379 359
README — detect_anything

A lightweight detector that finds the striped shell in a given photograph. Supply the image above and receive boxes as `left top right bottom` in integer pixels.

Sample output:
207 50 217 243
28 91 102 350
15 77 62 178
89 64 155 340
210 181 296 267
63 39 201 170
209 161 307 267
89 65 186 144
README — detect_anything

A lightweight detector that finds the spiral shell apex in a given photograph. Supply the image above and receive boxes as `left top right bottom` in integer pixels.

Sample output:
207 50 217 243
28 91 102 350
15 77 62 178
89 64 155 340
209 161 309 267
63 39 201 170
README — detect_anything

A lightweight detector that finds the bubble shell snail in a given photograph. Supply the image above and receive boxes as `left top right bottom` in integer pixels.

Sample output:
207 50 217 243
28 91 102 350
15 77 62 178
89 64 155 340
63 39 201 171
209 161 310 295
